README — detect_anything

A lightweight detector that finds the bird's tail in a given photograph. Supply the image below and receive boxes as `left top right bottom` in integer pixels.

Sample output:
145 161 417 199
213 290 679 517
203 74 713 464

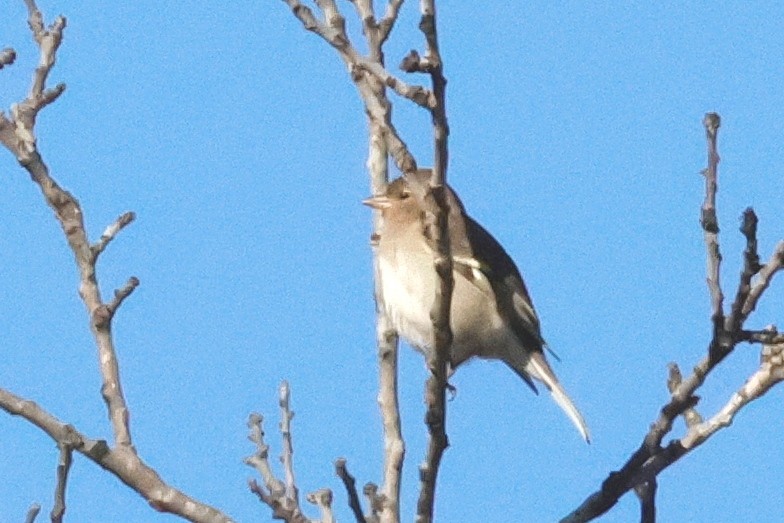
519 352 591 443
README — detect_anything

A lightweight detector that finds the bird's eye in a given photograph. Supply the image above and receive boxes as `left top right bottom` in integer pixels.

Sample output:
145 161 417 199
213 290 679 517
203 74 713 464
400 190 411 200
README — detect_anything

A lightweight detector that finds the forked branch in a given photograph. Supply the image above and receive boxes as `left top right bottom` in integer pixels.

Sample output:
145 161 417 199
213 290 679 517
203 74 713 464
0 3 234 521
561 113 784 522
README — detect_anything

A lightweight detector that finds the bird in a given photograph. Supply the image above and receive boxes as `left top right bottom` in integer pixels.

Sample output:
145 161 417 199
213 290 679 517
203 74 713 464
363 169 590 442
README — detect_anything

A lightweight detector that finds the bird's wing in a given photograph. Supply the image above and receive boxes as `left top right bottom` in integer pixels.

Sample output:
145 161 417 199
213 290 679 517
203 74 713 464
456 216 546 351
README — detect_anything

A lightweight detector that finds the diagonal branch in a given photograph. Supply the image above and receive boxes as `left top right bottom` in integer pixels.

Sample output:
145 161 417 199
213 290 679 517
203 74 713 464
741 240 784 318
285 1 432 108
335 458 367 523
25 504 41 523
378 0 405 44
92 211 136 260
561 112 784 522
0 387 233 522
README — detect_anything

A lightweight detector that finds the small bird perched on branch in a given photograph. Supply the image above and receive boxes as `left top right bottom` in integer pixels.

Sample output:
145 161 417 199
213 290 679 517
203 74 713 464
364 169 590 443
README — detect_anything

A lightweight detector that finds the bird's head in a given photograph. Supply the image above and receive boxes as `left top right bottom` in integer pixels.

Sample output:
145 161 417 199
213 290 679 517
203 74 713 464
362 176 422 225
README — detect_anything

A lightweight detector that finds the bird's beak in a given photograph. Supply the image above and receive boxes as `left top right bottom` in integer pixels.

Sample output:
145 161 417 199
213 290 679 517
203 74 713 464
362 195 392 209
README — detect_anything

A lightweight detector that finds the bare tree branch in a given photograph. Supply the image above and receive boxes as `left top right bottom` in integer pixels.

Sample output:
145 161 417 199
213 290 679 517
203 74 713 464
378 0 404 44
50 439 74 523
246 383 326 523
335 459 367 523
362 9 405 521
0 388 233 522
362 483 384 523
285 1 432 108
0 2 65 159
411 3 452 522
560 114 784 522
633 478 656 523
281 4 457 521
0 4 235 521
700 113 726 359
306 489 335 523
726 208 761 333
667 363 702 428
25 503 41 523
739 327 784 345
0 48 16 69
741 240 784 318
92 211 136 259
282 0 416 174
279 382 301 510
284 3 414 521
245 413 287 511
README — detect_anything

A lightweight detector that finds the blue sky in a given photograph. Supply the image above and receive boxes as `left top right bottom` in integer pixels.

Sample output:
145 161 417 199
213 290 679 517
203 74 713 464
2 2 784 522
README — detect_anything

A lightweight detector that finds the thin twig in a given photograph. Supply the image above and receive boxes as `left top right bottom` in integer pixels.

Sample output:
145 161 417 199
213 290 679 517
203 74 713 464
562 114 784 522
0 48 16 69
725 208 761 333
245 385 320 523
378 0 405 44
667 363 702 427
335 458 366 523
306 488 335 523
92 211 136 259
282 0 418 174
279 381 300 508
739 328 784 345
25 503 41 523
50 439 74 523
741 241 784 318
245 413 285 497
700 113 726 359
363 483 384 523
1 2 66 160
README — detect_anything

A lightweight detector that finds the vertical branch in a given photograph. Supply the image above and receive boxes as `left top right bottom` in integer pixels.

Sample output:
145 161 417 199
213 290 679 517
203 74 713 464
369 121 406 523
634 479 657 523
246 384 317 523
282 3 454 521
50 441 74 523
726 208 760 333
700 113 726 357
279 381 300 507
414 3 452 523
356 5 407 521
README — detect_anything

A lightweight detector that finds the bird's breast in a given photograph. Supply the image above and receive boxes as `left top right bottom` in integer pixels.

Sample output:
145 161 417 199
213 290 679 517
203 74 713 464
376 234 513 365
378 243 437 354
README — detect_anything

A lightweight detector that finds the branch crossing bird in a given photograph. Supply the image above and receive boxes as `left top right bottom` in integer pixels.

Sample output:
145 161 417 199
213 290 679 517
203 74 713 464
364 169 590 443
